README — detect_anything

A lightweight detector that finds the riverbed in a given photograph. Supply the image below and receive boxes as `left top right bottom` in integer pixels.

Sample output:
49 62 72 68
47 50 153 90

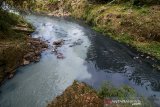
0 14 160 107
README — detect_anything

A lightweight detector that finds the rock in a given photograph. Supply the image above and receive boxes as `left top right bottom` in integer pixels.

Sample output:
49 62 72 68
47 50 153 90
34 56 40 62
24 52 35 60
27 43 31 46
134 56 139 59
41 43 48 48
23 59 30 65
53 39 64 46
31 38 41 41
146 56 150 59
8 73 14 79
69 45 73 47
52 47 57 53
42 48 47 51
30 40 40 44
28 48 35 52
35 50 41 56
70 39 83 47
57 53 64 59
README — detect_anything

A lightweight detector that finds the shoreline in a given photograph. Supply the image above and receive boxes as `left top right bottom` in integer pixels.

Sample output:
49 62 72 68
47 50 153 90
0 25 48 86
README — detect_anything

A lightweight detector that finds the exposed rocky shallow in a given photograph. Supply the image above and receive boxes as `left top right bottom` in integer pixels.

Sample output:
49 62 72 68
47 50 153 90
23 37 48 66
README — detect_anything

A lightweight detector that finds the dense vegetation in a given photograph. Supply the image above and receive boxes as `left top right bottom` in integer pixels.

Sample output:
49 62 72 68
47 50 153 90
0 9 26 39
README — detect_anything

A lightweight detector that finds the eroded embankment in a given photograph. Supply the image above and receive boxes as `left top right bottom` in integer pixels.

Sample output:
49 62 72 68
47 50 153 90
0 21 48 84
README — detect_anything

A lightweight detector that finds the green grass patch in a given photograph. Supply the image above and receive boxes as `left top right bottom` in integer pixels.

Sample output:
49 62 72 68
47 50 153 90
134 41 160 59
98 81 153 107
98 82 136 99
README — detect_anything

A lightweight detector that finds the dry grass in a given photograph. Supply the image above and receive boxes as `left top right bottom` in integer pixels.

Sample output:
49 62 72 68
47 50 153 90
48 81 103 107
83 4 160 59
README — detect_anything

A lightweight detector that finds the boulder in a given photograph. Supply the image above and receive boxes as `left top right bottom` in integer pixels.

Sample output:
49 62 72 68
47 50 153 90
8 73 14 79
31 40 41 46
24 52 35 60
41 43 48 48
35 50 41 56
34 56 40 62
57 53 64 59
23 59 30 65
69 39 83 47
53 39 64 46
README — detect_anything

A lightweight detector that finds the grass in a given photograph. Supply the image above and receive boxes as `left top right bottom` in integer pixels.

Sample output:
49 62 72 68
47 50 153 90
94 25 160 59
98 81 153 107
85 3 160 59
33 0 60 13
134 41 160 58
98 82 136 99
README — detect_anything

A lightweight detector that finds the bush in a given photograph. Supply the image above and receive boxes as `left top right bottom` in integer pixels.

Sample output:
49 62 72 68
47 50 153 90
0 9 28 39
98 82 135 99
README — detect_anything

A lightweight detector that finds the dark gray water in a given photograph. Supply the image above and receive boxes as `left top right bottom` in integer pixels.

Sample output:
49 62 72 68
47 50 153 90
0 15 160 107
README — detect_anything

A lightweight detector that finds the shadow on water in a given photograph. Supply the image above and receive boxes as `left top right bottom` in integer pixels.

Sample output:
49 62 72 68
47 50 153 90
82 28 160 106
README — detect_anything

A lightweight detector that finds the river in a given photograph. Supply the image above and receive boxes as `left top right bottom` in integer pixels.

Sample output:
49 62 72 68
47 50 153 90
0 14 160 107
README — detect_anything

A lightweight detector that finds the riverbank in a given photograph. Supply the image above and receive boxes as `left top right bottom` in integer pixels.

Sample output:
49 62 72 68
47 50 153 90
63 0 160 59
0 10 48 84
33 0 160 69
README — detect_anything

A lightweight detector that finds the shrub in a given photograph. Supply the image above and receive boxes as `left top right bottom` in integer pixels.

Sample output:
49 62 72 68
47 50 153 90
98 82 136 99
0 9 28 39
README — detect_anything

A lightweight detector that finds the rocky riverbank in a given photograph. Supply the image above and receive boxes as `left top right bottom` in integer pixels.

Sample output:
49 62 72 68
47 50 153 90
0 26 48 85
23 37 48 66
